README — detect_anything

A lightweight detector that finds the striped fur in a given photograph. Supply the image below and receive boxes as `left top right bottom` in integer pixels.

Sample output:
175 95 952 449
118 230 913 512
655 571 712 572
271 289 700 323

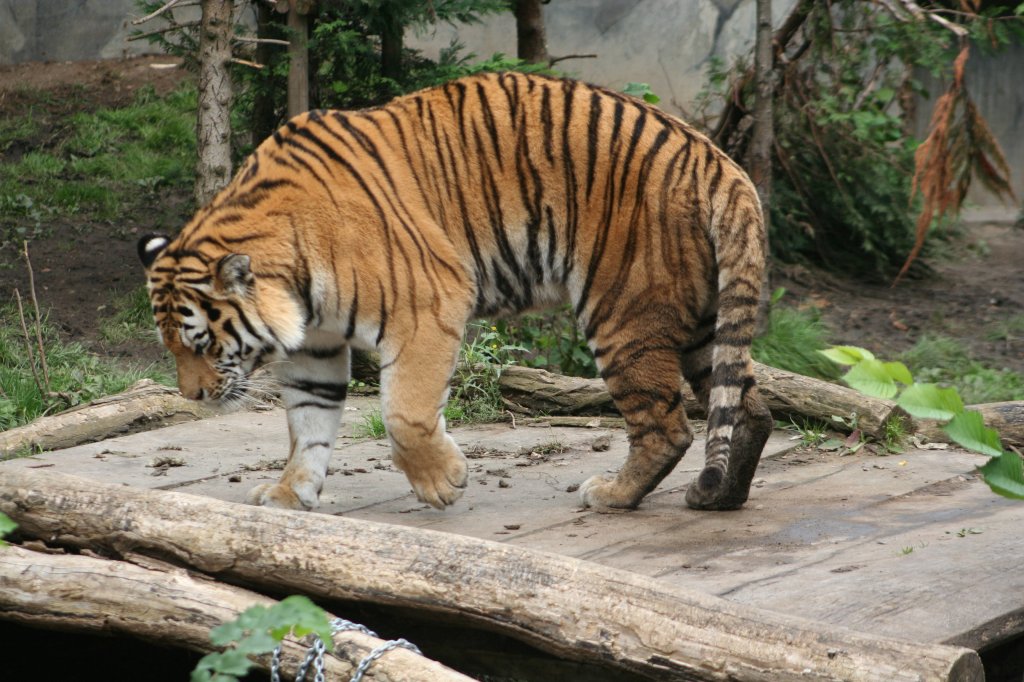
138 72 772 512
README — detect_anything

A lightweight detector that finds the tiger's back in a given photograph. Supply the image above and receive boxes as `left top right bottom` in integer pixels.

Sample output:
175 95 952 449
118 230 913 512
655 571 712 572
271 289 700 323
140 71 772 513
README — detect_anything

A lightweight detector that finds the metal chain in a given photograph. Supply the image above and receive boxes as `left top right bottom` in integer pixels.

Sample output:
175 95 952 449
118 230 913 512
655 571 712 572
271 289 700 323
350 638 422 682
270 616 421 682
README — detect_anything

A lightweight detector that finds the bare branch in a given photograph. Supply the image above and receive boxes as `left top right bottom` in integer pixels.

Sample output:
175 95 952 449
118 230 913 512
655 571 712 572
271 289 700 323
547 53 597 67
233 35 290 46
21 242 49 393
893 0 970 37
126 20 201 42
13 289 46 399
231 57 265 69
131 0 187 25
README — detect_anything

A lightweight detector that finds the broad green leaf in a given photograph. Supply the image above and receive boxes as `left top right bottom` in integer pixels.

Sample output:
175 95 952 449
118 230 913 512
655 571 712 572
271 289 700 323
209 650 252 676
882 361 913 386
897 383 964 420
978 452 1024 500
0 512 16 542
233 631 278 656
819 345 875 366
943 411 1003 457
770 286 787 306
269 596 334 644
842 358 897 399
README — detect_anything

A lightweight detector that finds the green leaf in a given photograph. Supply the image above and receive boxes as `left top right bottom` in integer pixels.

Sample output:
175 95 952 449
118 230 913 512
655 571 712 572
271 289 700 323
842 358 897 399
978 452 1024 500
882 361 913 386
623 82 660 104
1016 2 1024 16
943 411 1003 457
0 512 16 540
896 383 964 420
819 345 875 366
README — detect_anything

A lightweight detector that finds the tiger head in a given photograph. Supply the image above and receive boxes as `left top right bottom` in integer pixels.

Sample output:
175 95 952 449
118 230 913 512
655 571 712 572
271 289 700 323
137 233 303 403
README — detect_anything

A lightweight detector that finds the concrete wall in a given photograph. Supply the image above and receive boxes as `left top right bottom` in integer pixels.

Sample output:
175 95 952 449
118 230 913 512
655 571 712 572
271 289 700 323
408 0 798 118
0 0 153 64
2 0 1021 213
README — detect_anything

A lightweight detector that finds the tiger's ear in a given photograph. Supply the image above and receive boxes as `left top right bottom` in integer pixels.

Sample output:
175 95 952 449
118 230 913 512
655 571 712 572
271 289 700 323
138 234 170 269
215 253 254 295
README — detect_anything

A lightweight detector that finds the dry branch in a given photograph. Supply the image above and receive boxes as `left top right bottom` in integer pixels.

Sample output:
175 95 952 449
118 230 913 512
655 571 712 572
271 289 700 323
0 544 471 681
0 469 982 682
0 379 213 456
916 401 1024 450
496 364 905 439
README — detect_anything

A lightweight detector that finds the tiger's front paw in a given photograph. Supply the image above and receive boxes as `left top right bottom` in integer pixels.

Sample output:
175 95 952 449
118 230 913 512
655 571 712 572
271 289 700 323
398 450 468 510
579 474 641 510
246 482 318 511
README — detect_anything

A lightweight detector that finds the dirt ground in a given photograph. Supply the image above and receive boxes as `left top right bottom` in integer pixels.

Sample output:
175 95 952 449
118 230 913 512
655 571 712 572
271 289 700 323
1 56 1022 375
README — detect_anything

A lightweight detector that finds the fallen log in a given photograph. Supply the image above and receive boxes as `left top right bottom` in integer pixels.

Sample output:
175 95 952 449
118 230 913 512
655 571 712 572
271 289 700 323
0 469 982 682
497 363 907 439
0 379 214 456
916 400 1024 450
0 543 471 682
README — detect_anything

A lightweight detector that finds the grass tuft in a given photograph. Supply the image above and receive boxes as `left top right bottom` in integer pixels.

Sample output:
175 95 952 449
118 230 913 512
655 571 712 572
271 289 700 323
0 304 172 434
752 306 840 380
900 334 1024 404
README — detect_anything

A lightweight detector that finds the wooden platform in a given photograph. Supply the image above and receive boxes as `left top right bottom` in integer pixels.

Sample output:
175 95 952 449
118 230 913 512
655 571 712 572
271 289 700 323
2 394 1022 661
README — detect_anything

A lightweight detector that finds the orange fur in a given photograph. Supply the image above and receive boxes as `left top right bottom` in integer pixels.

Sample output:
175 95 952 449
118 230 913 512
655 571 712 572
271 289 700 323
139 72 772 512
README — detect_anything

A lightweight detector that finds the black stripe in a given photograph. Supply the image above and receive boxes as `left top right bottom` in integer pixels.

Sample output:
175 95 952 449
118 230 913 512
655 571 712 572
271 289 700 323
285 379 348 402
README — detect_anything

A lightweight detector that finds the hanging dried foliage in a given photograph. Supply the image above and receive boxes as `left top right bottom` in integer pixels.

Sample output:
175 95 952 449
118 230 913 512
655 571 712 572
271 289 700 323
898 44 1017 281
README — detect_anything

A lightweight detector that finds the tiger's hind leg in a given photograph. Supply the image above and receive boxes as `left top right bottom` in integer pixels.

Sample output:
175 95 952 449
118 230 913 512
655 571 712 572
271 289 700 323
681 322 772 511
579 318 695 510
379 329 468 510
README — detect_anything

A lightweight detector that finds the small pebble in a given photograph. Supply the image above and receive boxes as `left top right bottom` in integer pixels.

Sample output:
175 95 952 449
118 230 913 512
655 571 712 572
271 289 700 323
566 483 580 493
228 474 242 483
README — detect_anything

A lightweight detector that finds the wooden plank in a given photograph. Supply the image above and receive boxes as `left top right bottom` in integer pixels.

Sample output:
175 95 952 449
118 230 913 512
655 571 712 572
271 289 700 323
4 396 1023 654
0 468 983 682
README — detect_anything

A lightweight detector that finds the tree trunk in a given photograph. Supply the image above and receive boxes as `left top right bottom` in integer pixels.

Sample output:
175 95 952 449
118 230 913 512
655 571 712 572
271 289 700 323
0 544 472 681
252 1 281 142
379 13 403 81
286 0 311 117
0 380 213 456
195 0 234 206
750 0 774 331
0 469 982 682
514 0 550 64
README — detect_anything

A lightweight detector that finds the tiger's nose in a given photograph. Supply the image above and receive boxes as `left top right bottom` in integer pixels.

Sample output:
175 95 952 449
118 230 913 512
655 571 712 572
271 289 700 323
182 387 206 401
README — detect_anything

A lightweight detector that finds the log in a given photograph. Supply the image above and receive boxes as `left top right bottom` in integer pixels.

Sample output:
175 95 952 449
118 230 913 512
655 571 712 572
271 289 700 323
916 401 1024 450
0 469 982 682
0 379 214 456
498 363 907 439
0 544 471 682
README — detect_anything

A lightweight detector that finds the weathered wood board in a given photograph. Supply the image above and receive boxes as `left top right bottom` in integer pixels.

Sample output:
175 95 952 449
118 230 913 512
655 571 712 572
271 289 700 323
2 394 1021 655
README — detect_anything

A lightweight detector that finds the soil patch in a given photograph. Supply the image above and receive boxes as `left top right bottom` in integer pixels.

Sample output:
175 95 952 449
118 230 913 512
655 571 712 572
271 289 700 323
776 223 1024 375
0 55 192 366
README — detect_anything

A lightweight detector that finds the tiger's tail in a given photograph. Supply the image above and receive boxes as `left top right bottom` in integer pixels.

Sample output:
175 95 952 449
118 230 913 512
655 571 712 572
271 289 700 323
694 177 767 499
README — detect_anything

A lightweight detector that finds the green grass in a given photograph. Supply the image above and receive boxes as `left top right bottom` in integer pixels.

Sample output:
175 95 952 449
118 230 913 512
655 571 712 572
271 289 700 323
100 286 157 344
0 85 196 232
899 334 1024 404
355 410 387 439
752 306 841 380
0 304 172 434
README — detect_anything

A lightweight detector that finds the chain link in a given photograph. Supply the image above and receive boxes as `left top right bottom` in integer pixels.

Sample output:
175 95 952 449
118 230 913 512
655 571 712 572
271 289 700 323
269 615 420 682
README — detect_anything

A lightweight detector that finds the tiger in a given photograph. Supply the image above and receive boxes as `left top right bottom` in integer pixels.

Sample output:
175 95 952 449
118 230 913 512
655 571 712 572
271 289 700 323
138 71 773 513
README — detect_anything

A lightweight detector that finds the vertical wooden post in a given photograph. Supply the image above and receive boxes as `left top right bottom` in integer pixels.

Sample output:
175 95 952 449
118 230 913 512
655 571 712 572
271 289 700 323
749 0 774 331
195 0 234 206
286 0 313 118
513 0 550 64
